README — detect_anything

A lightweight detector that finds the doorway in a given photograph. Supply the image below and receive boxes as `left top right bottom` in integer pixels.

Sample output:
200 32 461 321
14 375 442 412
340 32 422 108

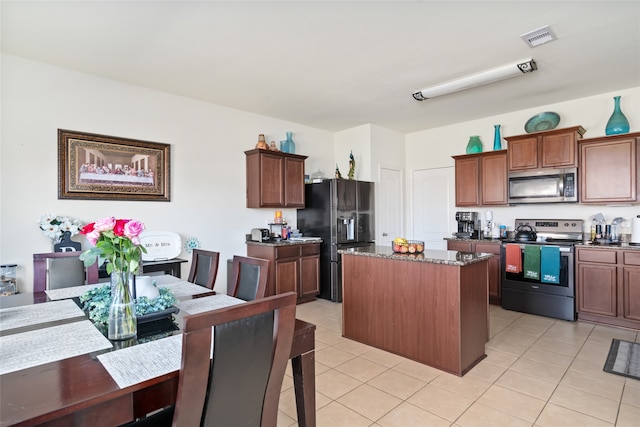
411 167 456 250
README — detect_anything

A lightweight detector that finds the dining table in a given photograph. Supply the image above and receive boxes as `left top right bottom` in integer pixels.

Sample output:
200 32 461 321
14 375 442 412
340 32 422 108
0 275 316 427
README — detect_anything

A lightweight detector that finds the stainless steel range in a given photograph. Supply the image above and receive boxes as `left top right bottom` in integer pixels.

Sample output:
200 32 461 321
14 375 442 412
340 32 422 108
501 219 584 321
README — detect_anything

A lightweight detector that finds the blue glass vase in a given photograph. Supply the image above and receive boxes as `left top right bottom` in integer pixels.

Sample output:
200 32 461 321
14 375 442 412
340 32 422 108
466 136 483 154
605 96 630 135
493 125 502 150
285 131 295 154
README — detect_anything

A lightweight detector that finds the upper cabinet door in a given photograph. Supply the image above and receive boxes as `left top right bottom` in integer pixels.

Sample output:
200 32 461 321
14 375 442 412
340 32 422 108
506 126 584 172
579 134 639 204
284 156 305 207
541 132 577 168
453 151 507 207
454 155 480 206
508 137 539 171
480 151 508 205
245 149 307 208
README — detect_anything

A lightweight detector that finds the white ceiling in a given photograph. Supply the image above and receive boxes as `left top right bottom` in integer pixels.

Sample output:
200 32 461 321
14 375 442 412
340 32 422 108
2 1 639 133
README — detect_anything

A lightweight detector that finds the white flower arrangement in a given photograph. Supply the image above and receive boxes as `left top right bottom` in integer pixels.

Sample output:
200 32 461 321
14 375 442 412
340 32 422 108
39 213 83 244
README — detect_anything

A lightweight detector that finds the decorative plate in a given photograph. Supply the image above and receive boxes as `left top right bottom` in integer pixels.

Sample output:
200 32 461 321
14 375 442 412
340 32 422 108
140 231 182 261
524 112 560 133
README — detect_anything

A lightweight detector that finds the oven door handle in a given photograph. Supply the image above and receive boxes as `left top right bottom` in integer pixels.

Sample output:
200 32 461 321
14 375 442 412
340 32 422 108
502 244 572 252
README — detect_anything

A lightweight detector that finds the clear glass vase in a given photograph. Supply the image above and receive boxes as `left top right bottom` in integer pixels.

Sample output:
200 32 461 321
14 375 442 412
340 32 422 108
605 96 630 135
109 270 137 340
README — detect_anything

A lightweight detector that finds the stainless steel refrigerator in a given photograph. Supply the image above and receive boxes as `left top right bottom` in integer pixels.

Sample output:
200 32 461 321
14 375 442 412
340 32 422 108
296 179 375 302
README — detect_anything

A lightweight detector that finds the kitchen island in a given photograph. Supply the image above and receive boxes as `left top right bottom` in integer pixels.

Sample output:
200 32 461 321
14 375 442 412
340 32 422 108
339 246 492 376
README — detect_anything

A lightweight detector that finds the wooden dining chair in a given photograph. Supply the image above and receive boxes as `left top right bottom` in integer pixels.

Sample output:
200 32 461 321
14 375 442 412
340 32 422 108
33 252 99 293
227 255 270 301
187 249 220 290
126 292 297 427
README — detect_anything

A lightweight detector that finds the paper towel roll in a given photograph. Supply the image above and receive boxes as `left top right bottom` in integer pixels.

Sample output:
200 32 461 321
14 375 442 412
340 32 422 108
631 215 640 244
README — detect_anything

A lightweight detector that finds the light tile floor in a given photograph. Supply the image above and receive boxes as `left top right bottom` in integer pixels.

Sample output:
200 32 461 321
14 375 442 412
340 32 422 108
278 299 640 427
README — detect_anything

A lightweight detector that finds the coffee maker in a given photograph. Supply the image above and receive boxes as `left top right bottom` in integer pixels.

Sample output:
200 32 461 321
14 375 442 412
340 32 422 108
455 211 480 239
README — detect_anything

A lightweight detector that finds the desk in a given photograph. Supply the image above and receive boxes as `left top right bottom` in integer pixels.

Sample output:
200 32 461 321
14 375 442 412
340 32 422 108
0 287 316 427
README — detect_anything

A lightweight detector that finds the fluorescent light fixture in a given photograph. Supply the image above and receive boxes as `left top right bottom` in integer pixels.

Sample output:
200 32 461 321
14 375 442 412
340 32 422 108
412 59 537 101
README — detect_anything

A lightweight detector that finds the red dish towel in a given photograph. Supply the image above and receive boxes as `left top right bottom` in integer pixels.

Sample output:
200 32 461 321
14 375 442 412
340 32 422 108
505 244 522 273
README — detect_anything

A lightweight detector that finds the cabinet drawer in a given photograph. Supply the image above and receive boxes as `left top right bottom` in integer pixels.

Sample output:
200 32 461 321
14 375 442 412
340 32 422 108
301 244 320 256
275 245 300 259
577 249 617 264
624 251 640 266
447 241 473 252
475 242 501 255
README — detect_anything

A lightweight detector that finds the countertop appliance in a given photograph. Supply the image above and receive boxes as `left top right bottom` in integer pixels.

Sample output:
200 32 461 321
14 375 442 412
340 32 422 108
297 179 375 302
455 211 480 239
250 228 270 242
501 218 583 321
508 167 578 204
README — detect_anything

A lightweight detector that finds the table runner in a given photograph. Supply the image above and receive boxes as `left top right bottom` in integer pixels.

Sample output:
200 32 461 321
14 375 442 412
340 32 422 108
0 320 112 375
0 299 85 332
45 283 105 300
99 294 244 389
158 281 213 297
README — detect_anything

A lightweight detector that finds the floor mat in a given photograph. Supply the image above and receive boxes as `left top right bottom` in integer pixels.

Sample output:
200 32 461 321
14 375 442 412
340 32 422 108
603 339 640 381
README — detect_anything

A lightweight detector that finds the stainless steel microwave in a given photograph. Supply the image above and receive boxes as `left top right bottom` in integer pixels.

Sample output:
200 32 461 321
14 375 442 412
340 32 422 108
508 167 578 204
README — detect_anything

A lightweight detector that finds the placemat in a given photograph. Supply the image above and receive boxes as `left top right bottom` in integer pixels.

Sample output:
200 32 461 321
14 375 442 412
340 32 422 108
99 295 244 389
603 339 640 380
177 294 244 315
45 283 105 300
158 281 213 297
98 334 182 389
0 320 112 375
0 299 85 332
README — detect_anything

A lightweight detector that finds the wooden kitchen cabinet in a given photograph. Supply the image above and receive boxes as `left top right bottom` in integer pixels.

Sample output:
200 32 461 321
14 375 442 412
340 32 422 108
447 240 501 304
245 149 307 208
577 247 640 329
453 150 507 207
579 132 639 204
246 242 320 303
505 126 585 172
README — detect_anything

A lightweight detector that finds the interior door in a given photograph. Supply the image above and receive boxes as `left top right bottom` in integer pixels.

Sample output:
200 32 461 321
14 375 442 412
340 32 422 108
412 167 455 250
378 167 403 247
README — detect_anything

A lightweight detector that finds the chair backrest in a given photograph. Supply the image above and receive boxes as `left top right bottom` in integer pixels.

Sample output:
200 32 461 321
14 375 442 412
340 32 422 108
173 292 297 427
33 252 99 293
228 255 269 301
187 249 220 290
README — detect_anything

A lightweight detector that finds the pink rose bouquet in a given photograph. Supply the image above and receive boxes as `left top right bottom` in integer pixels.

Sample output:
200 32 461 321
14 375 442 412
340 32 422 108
79 217 147 274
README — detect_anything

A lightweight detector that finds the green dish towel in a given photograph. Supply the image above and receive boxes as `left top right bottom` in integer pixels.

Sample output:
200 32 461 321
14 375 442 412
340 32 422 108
523 245 541 280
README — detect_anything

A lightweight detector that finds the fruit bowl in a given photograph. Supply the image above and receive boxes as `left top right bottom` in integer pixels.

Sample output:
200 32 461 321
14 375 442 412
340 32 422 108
392 240 425 254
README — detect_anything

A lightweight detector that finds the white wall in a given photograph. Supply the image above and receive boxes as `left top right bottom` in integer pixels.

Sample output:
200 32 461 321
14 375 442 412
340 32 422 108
0 54 335 293
405 87 640 237
2 52 640 292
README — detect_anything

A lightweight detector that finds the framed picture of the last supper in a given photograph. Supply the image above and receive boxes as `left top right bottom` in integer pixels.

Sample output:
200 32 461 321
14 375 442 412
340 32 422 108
58 129 171 202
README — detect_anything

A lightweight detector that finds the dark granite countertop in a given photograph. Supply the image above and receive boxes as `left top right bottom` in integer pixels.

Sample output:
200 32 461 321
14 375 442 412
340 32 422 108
337 245 493 266
245 239 322 247
444 237 503 244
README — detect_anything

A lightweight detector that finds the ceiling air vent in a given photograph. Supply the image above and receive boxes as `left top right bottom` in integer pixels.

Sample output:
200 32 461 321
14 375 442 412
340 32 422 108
521 25 557 48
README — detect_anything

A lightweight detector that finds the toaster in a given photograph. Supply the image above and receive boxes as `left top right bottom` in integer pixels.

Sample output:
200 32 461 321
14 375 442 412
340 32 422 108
251 228 270 242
